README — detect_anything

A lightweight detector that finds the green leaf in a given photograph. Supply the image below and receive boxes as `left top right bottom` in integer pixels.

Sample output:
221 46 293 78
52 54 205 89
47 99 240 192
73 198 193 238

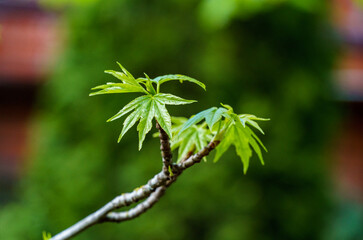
239 114 270 134
250 129 267 152
107 95 150 122
154 100 172 138
155 93 197 105
137 99 155 150
213 126 233 163
89 83 145 96
144 73 156 95
179 107 216 134
204 107 227 129
107 92 197 149
103 62 142 87
178 105 268 171
171 120 212 162
90 64 202 149
152 74 206 90
233 124 253 174
174 130 195 161
244 127 264 165
117 62 135 80
104 70 139 86
118 103 145 142
220 103 233 111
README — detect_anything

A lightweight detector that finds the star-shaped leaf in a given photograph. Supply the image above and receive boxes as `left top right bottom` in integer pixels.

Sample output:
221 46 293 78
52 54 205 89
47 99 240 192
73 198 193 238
90 63 204 149
112 93 195 149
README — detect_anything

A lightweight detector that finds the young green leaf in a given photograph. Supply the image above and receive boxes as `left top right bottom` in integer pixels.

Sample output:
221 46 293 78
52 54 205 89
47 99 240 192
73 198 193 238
239 114 270 134
213 124 234 163
154 100 172 138
104 94 197 149
117 62 135 80
90 63 204 149
152 74 206 90
214 111 267 173
154 93 196 105
89 83 146 96
137 99 154 149
143 73 157 95
107 95 150 122
204 107 227 129
180 105 269 173
179 107 216 133
104 70 139 86
171 117 213 162
233 121 253 173
117 101 146 142
179 107 227 134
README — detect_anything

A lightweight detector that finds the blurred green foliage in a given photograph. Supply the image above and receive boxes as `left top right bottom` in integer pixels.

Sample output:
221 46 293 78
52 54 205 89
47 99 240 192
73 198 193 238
0 0 339 239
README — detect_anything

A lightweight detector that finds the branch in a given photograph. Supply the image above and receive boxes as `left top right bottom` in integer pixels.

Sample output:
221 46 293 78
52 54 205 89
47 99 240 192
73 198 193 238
105 186 166 222
50 139 220 240
156 122 173 176
50 173 168 240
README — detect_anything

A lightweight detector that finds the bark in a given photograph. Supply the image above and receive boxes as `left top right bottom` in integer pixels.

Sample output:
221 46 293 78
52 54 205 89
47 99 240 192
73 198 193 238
156 122 173 176
50 133 220 240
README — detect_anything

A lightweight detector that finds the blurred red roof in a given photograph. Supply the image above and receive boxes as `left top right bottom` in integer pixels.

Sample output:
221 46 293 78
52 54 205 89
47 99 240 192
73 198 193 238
0 2 61 83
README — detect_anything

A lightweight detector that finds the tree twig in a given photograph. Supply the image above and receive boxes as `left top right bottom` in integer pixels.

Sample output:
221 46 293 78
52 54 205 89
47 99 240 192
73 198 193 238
50 139 220 240
105 186 166 222
156 122 173 176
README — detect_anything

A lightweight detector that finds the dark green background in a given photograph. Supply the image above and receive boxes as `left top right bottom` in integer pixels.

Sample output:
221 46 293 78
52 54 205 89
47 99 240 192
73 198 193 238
0 0 345 239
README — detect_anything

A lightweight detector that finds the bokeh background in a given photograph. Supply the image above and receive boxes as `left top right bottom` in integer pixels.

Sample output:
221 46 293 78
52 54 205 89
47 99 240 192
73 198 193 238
0 0 363 239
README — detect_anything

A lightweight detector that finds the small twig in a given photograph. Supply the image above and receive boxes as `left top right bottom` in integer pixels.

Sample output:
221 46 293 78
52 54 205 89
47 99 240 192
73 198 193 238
50 172 168 240
105 186 166 222
156 122 173 176
50 140 220 240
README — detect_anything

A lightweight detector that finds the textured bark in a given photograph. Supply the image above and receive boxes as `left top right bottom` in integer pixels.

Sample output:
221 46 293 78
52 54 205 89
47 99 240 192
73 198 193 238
50 172 169 240
105 186 166 222
50 138 220 240
156 122 173 176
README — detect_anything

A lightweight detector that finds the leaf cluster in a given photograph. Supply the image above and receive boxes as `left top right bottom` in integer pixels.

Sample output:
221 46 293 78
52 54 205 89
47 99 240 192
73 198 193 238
170 117 213 162
90 63 205 149
178 104 269 173
90 63 269 173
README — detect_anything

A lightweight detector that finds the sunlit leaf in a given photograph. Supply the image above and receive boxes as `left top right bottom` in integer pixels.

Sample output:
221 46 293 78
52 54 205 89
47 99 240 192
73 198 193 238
118 102 146 142
144 73 156 95
107 95 150 122
233 121 253 173
90 63 205 149
89 83 145 96
213 125 233 163
155 93 196 105
204 107 227 129
239 114 270 134
104 70 140 86
154 100 172 138
137 99 155 149
152 74 206 90
117 62 135 80
179 107 216 134
182 105 269 173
